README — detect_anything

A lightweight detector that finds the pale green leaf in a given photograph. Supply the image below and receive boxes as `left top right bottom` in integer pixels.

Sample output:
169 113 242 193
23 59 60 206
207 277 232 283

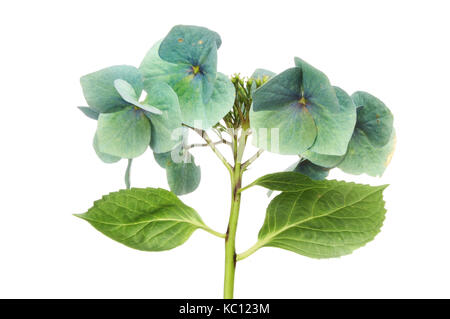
75 188 207 251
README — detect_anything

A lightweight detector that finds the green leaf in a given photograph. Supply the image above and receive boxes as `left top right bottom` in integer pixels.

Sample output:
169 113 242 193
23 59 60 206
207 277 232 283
352 91 394 148
248 171 324 192
140 40 234 129
93 133 121 163
75 188 208 251
251 62 355 155
144 82 183 153
96 106 151 158
293 160 330 180
338 129 396 177
78 106 99 120
166 152 201 196
158 25 221 104
114 79 162 115
80 65 143 113
257 181 388 258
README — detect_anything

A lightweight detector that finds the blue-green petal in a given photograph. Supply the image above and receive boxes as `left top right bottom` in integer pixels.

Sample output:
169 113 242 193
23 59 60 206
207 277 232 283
144 82 183 153
352 91 394 148
96 106 151 159
80 65 143 113
293 160 330 180
338 129 396 177
114 79 162 115
93 133 121 163
158 25 220 104
78 106 99 120
140 41 232 129
251 61 355 155
166 152 201 196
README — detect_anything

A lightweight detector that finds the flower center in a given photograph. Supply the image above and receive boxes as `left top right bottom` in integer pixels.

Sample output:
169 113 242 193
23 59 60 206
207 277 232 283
192 65 201 75
298 96 308 108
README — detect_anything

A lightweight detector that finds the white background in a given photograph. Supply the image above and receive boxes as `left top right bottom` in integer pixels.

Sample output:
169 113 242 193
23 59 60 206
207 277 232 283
1 0 449 299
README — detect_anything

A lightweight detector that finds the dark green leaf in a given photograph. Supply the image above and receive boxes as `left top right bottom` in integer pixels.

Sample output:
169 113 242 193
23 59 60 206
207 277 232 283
248 171 324 192
257 181 388 258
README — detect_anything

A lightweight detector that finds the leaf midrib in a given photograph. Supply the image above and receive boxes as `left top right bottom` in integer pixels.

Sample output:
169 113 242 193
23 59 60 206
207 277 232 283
79 216 205 230
257 186 383 249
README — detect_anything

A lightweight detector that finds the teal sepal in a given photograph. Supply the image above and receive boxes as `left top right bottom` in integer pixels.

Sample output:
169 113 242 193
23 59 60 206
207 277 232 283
175 72 235 129
250 100 316 154
301 150 344 168
140 40 188 88
78 106 99 120
140 41 233 129
96 106 151 159
158 25 221 104
159 25 221 64
301 86 356 166
351 91 394 147
252 67 302 112
114 79 162 115
80 65 143 113
166 151 201 196
338 128 396 177
154 151 172 168
93 133 121 163
293 160 330 180
251 62 355 155
144 82 183 153
250 69 276 96
294 59 356 155
251 69 276 81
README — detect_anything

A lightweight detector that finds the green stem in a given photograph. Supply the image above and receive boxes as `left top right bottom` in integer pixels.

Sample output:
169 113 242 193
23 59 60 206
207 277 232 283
223 130 246 299
125 159 132 189
224 163 242 299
